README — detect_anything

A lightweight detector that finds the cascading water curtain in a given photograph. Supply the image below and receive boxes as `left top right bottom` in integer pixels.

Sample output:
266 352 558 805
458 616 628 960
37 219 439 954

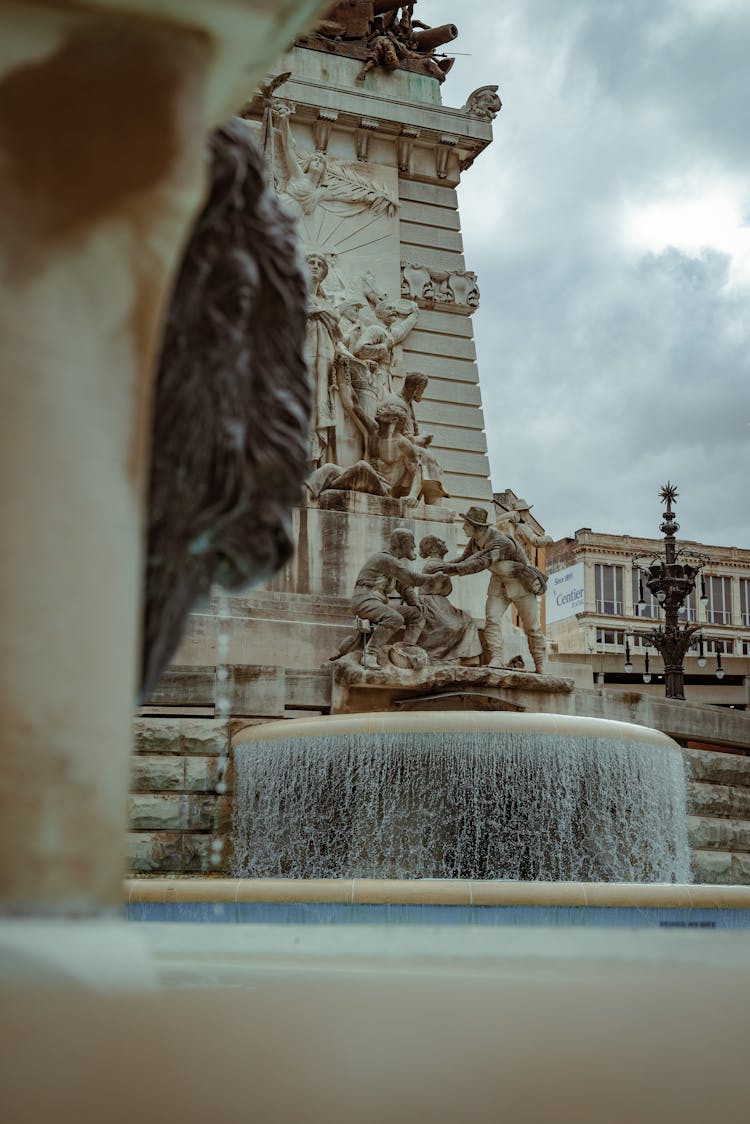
231 730 691 882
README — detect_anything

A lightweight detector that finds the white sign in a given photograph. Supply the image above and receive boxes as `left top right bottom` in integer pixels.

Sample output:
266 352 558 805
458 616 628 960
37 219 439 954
546 563 586 624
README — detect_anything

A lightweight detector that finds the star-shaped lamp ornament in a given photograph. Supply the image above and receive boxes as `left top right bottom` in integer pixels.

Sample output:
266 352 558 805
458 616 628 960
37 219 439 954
659 482 679 508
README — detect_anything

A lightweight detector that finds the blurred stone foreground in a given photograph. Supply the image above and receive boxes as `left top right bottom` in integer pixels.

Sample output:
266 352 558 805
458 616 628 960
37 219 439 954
0 0 322 914
0 4 749 1123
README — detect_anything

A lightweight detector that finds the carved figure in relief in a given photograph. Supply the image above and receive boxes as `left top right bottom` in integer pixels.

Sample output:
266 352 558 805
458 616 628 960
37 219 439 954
345 527 430 669
394 372 449 504
356 21 407 81
305 252 342 466
495 497 553 565
269 101 397 219
371 297 419 398
461 85 503 121
306 398 421 506
417 536 482 662
428 506 548 673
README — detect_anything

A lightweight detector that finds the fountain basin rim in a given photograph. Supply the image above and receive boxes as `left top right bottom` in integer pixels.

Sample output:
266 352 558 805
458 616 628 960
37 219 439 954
125 878 750 909
232 710 680 750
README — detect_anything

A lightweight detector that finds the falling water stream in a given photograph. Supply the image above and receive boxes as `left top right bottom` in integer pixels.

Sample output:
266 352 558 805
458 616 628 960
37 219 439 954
231 728 691 882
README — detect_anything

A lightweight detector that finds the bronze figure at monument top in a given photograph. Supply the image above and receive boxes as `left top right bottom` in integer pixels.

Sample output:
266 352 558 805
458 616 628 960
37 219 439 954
296 1 459 84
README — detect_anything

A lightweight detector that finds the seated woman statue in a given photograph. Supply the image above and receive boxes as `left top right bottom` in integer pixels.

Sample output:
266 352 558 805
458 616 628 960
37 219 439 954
417 535 482 663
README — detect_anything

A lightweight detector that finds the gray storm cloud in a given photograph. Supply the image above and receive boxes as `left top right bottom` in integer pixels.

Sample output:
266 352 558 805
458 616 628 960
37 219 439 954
427 0 750 545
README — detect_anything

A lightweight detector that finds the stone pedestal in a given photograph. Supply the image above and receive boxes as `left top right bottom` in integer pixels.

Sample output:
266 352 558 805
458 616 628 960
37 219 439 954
331 655 575 714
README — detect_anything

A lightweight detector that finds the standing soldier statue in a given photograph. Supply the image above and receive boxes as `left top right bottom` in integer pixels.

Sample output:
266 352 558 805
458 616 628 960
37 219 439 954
428 506 548 673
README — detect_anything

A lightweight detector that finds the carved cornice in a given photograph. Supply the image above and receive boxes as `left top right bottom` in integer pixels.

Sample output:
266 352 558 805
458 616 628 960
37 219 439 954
242 79 493 180
401 260 479 315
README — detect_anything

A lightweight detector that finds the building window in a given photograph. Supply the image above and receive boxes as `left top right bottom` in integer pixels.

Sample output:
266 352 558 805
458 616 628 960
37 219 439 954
631 633 651 647
742 640 750 657
595 564 623 615
632 569 660 619
596 628 625 646
705 575 732 626
740 578 750 628
704 638 734 656
677 588 697 623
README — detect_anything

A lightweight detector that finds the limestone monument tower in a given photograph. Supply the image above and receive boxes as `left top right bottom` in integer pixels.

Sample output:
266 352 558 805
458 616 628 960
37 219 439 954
156 5 512 707
136 6 573 872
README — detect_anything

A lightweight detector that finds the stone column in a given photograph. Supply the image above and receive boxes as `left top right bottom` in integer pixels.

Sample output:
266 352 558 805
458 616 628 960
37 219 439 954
0 0 323 914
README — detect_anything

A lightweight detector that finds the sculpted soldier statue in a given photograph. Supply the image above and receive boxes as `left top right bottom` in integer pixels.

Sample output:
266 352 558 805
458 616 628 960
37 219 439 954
428 506 548 673
495 497 553 563
345 526 430 668
395 372 449 504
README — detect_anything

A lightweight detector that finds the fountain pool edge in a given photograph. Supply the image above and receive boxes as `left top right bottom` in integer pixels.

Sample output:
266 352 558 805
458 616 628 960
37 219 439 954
125 878 750 908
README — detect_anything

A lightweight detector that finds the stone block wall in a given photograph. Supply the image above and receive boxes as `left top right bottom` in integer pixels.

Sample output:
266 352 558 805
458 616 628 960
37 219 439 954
127 714 750 884
128 719 231 874
685 747 750 885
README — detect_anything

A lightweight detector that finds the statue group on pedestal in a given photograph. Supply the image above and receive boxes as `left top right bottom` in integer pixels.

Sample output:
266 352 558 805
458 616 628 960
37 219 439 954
333 507 550 674
299 2 458 86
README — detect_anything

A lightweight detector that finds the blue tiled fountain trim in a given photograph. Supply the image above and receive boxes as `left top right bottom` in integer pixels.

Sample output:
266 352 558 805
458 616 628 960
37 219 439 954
127 900 750 929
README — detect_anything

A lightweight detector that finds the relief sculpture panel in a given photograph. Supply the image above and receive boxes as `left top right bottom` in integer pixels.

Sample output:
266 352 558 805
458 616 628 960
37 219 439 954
257 90 451 509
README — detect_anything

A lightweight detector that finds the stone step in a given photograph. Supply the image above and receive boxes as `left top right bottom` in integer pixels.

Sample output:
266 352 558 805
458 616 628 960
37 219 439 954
687 816 750 854
133 717 229 756
130 754 221 794
689 781 750 820
127 793 228 833
126 832 227 874
683 747 750 786
691 849 750 886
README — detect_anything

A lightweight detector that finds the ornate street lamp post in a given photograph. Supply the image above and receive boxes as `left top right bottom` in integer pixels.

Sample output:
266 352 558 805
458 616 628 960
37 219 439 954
632 483 704 701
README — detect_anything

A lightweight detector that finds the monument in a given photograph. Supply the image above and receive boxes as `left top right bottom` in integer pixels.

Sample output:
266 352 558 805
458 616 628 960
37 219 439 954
154 6 559 698
128 3 585 875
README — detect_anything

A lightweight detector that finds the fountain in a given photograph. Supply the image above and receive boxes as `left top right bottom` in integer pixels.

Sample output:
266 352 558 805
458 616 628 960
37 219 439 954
232 712 692 883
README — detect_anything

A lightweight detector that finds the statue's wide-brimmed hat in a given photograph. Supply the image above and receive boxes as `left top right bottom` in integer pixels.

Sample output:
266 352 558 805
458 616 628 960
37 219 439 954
461 506 492 528
513 497 533 512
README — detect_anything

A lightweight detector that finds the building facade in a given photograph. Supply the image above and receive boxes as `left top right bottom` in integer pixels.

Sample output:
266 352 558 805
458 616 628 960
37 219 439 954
546 529 750 709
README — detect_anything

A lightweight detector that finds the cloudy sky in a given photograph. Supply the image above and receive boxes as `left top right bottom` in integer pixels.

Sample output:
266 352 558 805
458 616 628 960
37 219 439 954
427 0 750 547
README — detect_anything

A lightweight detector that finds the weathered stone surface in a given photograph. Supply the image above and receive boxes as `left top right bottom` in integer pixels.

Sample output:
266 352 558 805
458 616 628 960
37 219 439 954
400 199 461 231
691 849 734 884
687 816 750 853
133 717 230 755
399 179 458 208
691 849 750 886
129 753 221 793
689 781 750 820
684 747 750 786
126 832 218 874
730 852 750 884
130 755 185 792
184 757 220 792
332 656 575 714
128 794 216 832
